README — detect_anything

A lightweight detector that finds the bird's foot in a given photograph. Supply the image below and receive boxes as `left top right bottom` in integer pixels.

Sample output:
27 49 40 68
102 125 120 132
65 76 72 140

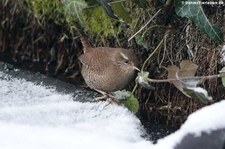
94 89 120 104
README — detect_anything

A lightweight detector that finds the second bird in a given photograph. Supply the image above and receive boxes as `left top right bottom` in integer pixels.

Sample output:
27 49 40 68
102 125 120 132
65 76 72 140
79 33 139 92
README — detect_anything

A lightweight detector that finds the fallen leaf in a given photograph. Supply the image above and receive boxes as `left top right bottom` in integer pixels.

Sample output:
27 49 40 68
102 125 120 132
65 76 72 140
178 60 198 77
167 60 199 98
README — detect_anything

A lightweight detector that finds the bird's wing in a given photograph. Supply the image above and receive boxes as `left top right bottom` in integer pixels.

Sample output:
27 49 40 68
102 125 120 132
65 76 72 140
78 49 113 74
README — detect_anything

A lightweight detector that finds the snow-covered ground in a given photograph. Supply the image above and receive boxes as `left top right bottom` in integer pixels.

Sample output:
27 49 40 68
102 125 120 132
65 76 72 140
0 69 225 149
0 71 153 149
154 100 225 149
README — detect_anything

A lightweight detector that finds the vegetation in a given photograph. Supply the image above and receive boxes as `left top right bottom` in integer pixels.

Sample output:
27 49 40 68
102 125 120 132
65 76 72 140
1 0 224 125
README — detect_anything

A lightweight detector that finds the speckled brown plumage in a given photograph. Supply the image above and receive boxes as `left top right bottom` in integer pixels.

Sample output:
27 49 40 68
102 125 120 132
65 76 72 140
78 33 139 92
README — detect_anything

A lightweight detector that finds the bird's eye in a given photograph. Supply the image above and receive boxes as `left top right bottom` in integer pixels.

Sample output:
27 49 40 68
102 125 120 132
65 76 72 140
124 59 129 64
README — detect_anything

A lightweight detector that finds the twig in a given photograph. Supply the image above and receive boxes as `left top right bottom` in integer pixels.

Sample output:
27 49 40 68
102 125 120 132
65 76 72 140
147 74 224 83
132 35 165 94
141 37 164 71
131 82 138 94
128 9 161 41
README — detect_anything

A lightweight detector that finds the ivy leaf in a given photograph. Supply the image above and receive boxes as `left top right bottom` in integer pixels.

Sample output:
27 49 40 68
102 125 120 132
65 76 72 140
113 90 139 113
95 0 119 20
135 35 149 49
168 60 213 104
176 60 201 88
63 0 87 24
111 2 132 23
178 60 198 77
113 90 131 100
136 71 155 90
167 60 198 98
183 87 213 104
219 67 225 87
167 65 189 96
121 94 139 113
175 0 224 43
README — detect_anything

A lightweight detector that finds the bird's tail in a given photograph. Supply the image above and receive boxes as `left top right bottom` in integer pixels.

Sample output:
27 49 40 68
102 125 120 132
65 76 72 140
78 31 91 53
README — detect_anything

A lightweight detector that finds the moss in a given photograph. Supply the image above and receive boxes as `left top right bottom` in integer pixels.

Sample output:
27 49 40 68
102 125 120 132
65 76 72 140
82 7 119 37
14 0 66 26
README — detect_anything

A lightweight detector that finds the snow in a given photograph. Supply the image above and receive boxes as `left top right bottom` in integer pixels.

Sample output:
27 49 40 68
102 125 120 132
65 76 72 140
0 71 153 149
191 87 209 96
187 87 213 101
154 100 225 149
1 69 225 149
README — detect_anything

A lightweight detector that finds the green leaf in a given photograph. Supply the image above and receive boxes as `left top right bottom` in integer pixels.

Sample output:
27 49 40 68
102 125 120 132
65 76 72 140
113 90 131 100
121 94 139 113
175 0 224 43
113 90 139 113
96 0 119 19
131 0 149 8
135 35 149 49
63 0 87 24
111 2 132 23
219 67 225 87
183 87 213 104
136 71 155 90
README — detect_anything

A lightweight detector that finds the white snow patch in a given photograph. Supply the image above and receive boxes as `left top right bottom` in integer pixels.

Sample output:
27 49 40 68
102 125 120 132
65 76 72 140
153 100 225 149
188 87 212 101
0 72 153 149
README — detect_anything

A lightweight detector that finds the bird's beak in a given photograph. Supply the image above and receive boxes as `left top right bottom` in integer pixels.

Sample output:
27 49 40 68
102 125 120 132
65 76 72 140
133 66 140 71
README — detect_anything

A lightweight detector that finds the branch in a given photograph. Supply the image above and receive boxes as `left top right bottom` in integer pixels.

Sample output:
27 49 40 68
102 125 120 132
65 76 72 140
147 74 224 83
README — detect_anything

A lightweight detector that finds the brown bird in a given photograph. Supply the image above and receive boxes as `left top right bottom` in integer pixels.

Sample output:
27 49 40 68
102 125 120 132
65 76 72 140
78 33 139 96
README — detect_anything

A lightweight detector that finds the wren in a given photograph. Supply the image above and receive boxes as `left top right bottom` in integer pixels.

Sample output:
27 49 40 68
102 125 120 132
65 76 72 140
78 33 139 92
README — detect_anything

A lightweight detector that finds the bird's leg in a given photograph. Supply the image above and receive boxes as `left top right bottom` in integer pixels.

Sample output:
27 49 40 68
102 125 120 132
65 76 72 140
94 89 108 100
94 89 120 104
